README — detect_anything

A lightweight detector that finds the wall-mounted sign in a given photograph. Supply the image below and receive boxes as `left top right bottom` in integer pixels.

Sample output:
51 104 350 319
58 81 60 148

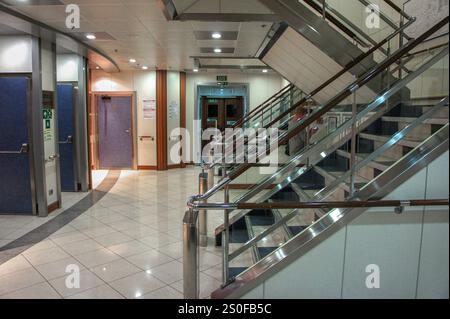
143 99 156 120
43 108 53 141
217 75 228 82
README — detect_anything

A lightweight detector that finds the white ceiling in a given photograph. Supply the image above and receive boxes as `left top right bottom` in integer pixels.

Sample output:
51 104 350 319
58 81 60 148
2 0 274 71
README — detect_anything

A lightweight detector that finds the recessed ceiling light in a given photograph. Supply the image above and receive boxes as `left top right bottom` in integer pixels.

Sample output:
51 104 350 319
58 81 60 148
212 32 222 39
214 48 222 53
85 34 96 40
95 66 100 70
142 66 148 70
129 58 136 63
262 69 268 73
193 68 199 72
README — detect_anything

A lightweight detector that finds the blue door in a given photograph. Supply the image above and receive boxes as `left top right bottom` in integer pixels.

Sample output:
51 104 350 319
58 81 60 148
98 96 133 169
57 84 76 191
0 77 34 214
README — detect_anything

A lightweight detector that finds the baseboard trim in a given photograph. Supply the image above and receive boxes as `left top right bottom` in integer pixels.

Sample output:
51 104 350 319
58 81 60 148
138 166 157 170
48 201 60 214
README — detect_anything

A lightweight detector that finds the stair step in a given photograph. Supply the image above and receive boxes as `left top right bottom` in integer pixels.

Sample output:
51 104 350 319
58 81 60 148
288 225 307 236
359 133 421 148
228 267 248 279
230 228 249 244
382 116 448 125
258 247 277 259
248 209 274 226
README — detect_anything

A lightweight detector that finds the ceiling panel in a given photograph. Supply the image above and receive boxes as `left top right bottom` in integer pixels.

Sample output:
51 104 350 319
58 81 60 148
3 0 274 71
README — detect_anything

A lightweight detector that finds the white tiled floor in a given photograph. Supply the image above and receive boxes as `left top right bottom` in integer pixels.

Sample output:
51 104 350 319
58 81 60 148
0 170 108 250
0 167 225 299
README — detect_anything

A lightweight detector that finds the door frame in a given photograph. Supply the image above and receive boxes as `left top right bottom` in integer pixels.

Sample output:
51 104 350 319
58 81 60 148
92 91 138 170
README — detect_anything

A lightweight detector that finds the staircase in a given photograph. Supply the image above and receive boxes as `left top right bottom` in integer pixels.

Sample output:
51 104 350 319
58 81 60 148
183 16 449 299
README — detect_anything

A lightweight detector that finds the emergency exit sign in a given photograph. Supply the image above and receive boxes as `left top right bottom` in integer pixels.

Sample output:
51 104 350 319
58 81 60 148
217 75 227 82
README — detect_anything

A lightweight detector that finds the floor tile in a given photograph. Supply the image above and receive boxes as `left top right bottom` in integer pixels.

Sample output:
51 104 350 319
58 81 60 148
109 271 166 298
126 250 174 270
0 268 46 296
107 240 152 258
149 260 183 284
22 246 71 266
74 248 121 268
0 255 32 277
138 286 183 299
92 259 141 282
93 232 134 247
35 257 86 281
0 282 61 299
49 269 104 297
67 284 124 299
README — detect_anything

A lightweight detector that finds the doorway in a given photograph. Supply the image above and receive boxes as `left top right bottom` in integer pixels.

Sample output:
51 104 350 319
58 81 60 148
94 93 136 170
0 77 35 214
201 96 244 149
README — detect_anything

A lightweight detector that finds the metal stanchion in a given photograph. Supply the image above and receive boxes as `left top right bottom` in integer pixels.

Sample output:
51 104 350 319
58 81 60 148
183 209 199 299
222 186 230 286
198 172 208 247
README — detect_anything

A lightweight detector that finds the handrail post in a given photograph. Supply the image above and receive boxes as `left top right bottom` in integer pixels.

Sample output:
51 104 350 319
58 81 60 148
199 172 208 247
222 186 230 286
183 208 199 299
350 89 357 197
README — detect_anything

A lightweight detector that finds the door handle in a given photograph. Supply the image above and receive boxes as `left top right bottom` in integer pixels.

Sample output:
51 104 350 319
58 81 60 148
0 143 29 154
59 135 73 144
125 129 131 134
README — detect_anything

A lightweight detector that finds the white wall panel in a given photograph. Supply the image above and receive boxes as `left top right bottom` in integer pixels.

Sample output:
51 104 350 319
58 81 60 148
0 36 32 73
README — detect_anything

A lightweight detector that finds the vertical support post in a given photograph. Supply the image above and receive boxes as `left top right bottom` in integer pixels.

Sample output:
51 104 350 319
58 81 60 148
183 209 199 299
222 186 230 286
199 172 208 247
349 90 357 197
322 0 326 20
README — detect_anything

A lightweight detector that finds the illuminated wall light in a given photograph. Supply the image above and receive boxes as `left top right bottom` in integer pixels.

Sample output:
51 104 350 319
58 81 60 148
85 34 96 40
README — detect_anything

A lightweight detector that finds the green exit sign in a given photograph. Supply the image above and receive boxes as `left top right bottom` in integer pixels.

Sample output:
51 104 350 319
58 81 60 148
217 75 227 82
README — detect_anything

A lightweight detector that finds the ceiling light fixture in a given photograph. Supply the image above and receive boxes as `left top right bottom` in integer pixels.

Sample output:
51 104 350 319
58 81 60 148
212 32 222 39
142 66 149 70
85 34 96 40
193 68 199 72
214 48 222 53
95 66 100 70
129 58 136 63
262 69 268 73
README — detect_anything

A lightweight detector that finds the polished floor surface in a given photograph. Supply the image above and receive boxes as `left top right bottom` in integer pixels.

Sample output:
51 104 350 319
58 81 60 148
0 167 225 299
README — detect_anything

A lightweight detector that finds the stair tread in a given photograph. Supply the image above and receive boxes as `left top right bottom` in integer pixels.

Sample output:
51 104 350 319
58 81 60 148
228 267 248 279
257 247 278 259
288 225 307 236
230 229 249 244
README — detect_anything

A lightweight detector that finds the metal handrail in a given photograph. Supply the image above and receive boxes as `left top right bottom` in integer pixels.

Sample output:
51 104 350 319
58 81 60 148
218 98 449 262
233 83 295 128
217 15 415 169
314 97 449 199
227 17 447 181
0 143 29 154
191 17 446 205
188 199 449 211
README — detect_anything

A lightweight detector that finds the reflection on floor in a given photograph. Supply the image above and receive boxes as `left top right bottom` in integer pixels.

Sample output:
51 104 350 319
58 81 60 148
0 167 225 299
